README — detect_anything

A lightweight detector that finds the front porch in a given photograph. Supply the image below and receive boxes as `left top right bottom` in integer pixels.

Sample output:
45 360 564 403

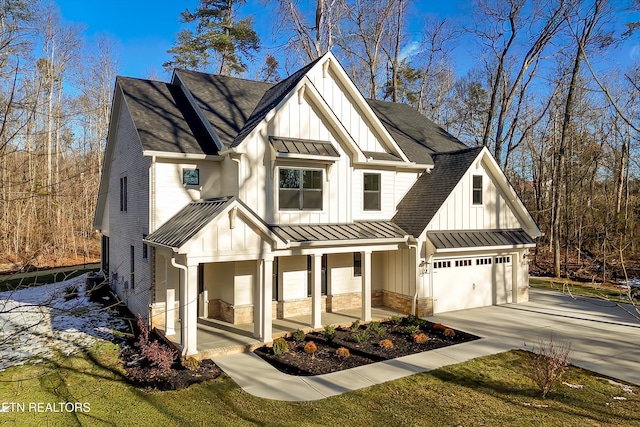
160 306 403 359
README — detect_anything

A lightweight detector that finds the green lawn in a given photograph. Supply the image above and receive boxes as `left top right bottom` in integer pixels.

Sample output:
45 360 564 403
529 277 634 304
1 342 638 426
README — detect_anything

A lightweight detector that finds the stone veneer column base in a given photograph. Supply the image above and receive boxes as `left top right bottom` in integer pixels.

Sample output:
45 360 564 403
372 290 433 317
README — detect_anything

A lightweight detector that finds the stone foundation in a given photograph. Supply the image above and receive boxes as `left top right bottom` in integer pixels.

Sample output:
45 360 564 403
373 290 433 317
277 296 327 318
326 292 362 312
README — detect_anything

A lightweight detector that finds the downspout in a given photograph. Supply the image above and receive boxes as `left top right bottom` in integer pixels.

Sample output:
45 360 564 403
170 252 188 356
428 253 434 314
409 242 419 316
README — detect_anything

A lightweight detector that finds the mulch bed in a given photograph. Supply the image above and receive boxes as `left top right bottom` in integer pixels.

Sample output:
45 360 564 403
254 316 480 376
118 332 222 391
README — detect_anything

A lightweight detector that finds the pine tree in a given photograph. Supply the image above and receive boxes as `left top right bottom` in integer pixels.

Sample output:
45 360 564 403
164 0 259 75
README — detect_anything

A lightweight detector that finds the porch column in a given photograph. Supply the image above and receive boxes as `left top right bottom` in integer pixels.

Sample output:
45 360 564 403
165 257 175 335
183 263 199 356
361 250 372 322
254 257 273 343
311 254 322 328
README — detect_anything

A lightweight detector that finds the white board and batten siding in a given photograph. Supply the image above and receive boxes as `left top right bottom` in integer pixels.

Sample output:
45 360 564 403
108 99 151 318
352 169 419 221
425 161 523 233
153 160 222 231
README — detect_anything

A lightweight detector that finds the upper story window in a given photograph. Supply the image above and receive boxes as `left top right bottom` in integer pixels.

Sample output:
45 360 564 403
119 176 127 212
472 175 483 205
183 168 199 186
279 168 323 210
363 173 381 211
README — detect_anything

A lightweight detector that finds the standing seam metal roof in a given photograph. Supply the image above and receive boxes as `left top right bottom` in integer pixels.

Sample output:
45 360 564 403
144 197 235 248
427 229 536 250
273 221 408 243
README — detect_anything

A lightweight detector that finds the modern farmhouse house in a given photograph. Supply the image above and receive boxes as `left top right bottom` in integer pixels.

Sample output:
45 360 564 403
94 52 541 356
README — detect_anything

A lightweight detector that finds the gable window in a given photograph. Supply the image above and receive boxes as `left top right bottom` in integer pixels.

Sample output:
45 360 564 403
279 168 322 210
363 173 381 211
353 252 362 277
120 176 127 212
472 175 483 205
183 168 199 186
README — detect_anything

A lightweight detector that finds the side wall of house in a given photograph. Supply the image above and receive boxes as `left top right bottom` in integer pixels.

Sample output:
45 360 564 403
108 99 151 319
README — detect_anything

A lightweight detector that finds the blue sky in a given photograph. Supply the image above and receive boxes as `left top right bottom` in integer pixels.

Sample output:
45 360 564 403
56 0 639 80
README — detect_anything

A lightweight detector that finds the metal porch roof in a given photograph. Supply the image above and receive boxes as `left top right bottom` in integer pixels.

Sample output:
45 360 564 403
272 221 408 243
427 229 536 251
270 137 340 158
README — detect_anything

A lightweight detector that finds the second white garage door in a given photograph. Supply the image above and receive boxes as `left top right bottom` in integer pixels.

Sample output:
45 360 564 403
432 255 512 314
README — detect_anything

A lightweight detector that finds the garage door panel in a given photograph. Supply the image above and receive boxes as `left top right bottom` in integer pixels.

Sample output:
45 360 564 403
432 254 513 314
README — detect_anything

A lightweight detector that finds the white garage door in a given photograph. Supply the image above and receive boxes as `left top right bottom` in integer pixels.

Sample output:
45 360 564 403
432 255 513 314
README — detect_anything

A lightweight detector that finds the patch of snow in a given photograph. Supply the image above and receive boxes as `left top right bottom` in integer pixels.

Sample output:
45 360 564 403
613 396 627 401
562 381 584 389
0 274 126 372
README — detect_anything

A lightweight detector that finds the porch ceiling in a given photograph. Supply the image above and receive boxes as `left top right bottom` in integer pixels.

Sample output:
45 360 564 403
427 229 536 252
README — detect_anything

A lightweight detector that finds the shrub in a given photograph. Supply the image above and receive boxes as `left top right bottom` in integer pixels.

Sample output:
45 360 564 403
135 315 176 372
390 315 403 325
379 339 394 349
64 285 78 301
527 336 572 398
323 324 336 341
292 329 306 342
181 356 199 371
367 321 387 338
350 320 361 331
272 338 289 356
444 328 456 338
405 325 420 337
407 314 421 326
336 347 351 358
433 323 447 332
304 341 317 355
352 329 370 344
414 333 428 344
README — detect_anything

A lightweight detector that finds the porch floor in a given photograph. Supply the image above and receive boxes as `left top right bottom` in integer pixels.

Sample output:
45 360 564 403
160 306 404 359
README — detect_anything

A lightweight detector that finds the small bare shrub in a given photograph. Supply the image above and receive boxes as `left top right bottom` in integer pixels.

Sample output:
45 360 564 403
414 333 428 344
444 328 456 338
272 338 289 356
292 329 306 342
379 339 394 348
64 285 78 301
304 341 318 355
527 336 572 398
336 347 351 358
135 315 176 372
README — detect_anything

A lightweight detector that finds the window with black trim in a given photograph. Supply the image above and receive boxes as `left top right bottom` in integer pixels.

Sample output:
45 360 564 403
183 168 199 185
120 176 127 212
363 173 381 211
279 168 322 210
353 252 362 277
472 175 483 205
142 235 148 260
130 245 135 290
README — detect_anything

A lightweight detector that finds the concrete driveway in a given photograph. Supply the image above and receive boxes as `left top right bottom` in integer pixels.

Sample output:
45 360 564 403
430 288 640 386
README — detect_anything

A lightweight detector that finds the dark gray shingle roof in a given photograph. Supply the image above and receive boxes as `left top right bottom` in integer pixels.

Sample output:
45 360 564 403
118 77 217 154
144 197 234 248
427 229 536 250
392 146 483 237
174 69 273 148
367 99 468 165
230 56 324 147
273 221 407 243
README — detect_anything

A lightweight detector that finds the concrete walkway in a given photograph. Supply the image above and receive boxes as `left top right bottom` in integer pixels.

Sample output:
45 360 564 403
213 289 640 401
